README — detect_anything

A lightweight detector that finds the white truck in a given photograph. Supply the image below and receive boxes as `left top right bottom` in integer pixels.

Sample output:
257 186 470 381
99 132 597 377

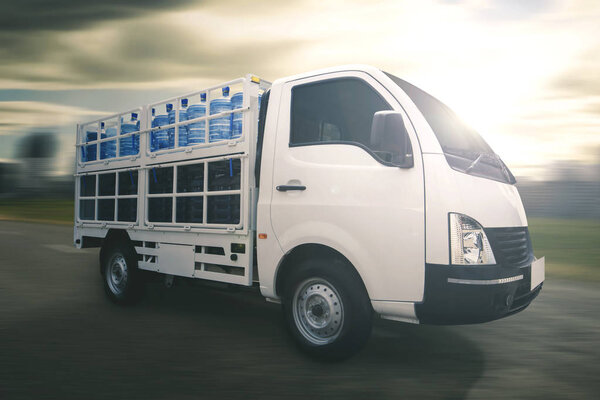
74 65 545 359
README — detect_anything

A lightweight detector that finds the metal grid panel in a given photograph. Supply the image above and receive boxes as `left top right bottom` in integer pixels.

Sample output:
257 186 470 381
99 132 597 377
75 168 140 226
143 154 245 230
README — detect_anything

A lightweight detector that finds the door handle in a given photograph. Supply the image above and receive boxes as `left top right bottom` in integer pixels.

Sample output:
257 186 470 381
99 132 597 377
276 185 306 192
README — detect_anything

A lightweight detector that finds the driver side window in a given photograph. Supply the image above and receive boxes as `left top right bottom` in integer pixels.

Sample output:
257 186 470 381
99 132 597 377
290 78 391 150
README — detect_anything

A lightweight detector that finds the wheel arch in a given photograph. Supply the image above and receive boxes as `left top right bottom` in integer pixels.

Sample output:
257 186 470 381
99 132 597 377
274 243 371 300
99 229 134 274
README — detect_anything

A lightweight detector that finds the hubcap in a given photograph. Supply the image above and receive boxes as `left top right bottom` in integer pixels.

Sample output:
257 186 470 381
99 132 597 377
107 254 128 295
292 278 344 345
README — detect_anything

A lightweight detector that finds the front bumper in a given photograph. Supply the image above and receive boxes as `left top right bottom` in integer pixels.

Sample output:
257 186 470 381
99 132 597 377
415 262 543 325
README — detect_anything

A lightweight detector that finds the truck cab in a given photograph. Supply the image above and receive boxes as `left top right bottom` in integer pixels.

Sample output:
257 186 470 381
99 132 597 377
74 65 544 360
256 65 544 344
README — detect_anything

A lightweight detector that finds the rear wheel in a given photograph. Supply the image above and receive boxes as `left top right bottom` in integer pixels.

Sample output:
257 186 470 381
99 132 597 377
283 258 372 360
101 241 143 304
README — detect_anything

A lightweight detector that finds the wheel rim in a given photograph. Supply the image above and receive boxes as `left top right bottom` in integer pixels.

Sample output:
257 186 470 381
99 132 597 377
292 278 344 345
107 254 128 295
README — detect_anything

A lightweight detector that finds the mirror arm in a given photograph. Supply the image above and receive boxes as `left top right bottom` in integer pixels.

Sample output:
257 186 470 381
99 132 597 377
396 154 414 169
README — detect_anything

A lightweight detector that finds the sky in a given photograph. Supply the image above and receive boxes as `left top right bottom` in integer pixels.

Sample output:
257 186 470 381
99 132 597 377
1 0 599 177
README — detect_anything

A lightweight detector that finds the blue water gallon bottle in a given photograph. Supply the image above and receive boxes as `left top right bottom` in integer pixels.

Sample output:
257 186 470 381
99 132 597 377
177 98 189 147
83 125 98 162
152 107 170 151
187 93 206 145
166 103 175 149
101 122 117 159
209 86 232 142
150 108 156 152
120 113 139 156
231 92 243 139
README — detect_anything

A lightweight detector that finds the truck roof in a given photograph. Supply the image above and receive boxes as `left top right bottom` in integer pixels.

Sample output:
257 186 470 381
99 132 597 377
272 64 383 86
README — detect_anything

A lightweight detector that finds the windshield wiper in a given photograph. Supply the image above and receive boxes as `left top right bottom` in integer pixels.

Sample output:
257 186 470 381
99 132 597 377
465 153 484 173
464 152 501 174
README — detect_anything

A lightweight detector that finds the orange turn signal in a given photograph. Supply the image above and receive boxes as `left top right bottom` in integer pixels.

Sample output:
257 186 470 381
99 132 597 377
258 233 267 239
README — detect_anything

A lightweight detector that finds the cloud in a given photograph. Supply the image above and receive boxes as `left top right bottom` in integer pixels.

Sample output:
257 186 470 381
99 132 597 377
581 101 600 115
0 5 309 89
0 0 198 32
1 0 600 174
549 47 600 98
0 101 106 135
439 0 557 21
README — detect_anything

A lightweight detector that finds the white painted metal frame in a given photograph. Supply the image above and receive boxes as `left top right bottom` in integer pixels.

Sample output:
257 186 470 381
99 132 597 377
75 168 140 227
144 78 247 160
133 232 254 285
76 107 144 172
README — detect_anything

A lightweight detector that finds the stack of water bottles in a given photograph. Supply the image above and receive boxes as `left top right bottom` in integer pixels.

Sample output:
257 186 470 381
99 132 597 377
230 91 262 140
169 99 189 148
82 124 99 162
151 107 170 152
230 92 243 139
119 113 140 156
165 103 175 149
209 87 233 142
187 93 207 145
147 85 262 153
101 121 117 160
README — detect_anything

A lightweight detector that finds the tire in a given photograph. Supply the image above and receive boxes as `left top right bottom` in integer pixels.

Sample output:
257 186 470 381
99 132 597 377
282 258 373 361
101 240 143 305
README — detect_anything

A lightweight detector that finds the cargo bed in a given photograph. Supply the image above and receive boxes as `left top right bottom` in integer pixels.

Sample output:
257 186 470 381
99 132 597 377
74 74 270 286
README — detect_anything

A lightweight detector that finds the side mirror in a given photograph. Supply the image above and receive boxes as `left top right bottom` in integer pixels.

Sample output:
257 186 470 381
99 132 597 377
370 111 413 168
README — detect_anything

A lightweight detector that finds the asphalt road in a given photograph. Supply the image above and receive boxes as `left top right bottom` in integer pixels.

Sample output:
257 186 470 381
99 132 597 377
1 221 599 400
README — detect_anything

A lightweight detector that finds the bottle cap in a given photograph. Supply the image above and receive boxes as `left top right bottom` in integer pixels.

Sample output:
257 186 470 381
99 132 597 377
222 86 230 97
131 112 138 120
166 103 173 112
181 98 188 107
152 108 155 116
101 122 105 128
200 93 207 102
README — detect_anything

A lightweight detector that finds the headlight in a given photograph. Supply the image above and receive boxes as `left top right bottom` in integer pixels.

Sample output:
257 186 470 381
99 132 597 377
449 213 496 265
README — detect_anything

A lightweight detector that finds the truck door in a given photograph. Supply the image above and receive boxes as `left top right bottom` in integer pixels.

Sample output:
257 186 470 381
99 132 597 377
269 71 426 302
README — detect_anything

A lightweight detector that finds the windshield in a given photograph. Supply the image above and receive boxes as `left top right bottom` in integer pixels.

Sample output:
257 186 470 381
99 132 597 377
384 72 515 184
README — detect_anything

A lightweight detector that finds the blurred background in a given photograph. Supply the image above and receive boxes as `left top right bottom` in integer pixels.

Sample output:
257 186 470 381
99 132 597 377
1 0 598 280
0 1 599 399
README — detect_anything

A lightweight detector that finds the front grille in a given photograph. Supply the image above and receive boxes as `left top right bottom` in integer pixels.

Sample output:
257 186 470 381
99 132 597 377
485 227 534 268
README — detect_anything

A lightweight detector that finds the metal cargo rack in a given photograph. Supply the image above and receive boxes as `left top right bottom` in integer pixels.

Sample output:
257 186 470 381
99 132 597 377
74 74 271 286
75 75 270 173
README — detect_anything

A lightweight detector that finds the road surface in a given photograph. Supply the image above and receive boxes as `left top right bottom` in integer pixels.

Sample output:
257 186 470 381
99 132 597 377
1 221 598 399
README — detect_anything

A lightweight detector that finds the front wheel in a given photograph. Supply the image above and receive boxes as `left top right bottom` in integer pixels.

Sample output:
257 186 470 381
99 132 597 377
101 241 143 305
283 258 372 360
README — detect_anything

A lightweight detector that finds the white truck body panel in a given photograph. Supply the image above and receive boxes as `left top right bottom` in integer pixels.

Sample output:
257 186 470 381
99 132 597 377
423 153 528 265
267 70 425 303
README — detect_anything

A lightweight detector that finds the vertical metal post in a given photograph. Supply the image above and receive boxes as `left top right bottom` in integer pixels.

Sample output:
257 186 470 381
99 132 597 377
172 166 177 223
114 171 119 221
139 167 147 228
175 99 179 150
139 105 148 228
74 124 81 239
74 173 80 227
203 160 208 225
117 115 121 158
95 173 99 222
